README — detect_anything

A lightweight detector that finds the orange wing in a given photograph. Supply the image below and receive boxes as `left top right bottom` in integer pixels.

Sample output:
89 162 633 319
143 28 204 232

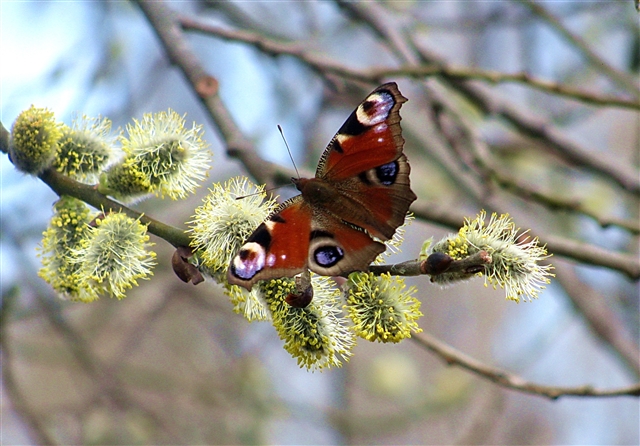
316 82 407 181
227 197 386 290
227 197 311 290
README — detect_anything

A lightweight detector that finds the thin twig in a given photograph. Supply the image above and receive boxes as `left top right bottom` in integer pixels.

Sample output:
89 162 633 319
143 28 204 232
490 170 640 235
411 42 640 196
38 168 191 248
430 96 640 235
543 235 640 280
335 0 640 198
33 292 181 441
178 15 639 110
13 135 637 287
0 116 193 250
80 1 640 278
553 262 640 377
410 201 640 281
0 288 57 446
17 130 636 283
177 4 640 195
521 0 640 98
369 66 640 110
411 331 640 399
134 0 288 190
178 13 363 83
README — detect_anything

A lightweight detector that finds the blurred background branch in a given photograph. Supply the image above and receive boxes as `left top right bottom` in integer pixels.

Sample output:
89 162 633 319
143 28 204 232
411 331 640 399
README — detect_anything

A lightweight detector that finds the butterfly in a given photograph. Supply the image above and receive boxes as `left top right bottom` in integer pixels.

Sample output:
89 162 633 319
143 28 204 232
228 82 417 290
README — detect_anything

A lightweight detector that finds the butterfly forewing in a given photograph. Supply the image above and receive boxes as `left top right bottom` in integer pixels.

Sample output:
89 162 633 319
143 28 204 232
227 197 311 288
316 83 407 181
329 154 416 240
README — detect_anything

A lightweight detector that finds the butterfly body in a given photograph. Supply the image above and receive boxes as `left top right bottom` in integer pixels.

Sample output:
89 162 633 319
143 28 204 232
228 83 417 290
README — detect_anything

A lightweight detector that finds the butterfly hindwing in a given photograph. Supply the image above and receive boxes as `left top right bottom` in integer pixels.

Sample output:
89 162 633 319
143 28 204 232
307 208 386 276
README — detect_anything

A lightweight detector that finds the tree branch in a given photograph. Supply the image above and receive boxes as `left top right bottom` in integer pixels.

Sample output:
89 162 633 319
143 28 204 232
427 88 640 236
134 0 288 189
553 262 640 378
489 169 640 235
176 3 640 195
0 289 56 446
178 14 639 110
521 0 640 98
411 41 640 196
368 66 640 110
411 331 640 399
410 201 640 281
543 235 640 281
37 168 191 248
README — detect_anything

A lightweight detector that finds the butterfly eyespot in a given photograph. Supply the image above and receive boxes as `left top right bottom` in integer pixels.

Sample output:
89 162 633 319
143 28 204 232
230 242 266 280
375 161 399 185
357 92 394 126
314 245 344 267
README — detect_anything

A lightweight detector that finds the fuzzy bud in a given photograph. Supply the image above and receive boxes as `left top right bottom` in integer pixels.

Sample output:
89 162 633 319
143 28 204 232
9 106 61 174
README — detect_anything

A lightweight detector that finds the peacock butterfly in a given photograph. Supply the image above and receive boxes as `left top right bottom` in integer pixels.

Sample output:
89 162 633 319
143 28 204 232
227 82 417 290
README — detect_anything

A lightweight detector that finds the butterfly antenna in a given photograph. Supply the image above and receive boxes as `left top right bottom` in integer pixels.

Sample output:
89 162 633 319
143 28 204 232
278 124 300 179
236 125 297 201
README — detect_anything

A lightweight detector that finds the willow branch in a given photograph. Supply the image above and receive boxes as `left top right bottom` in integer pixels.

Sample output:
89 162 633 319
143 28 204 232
0 122 9 154
369 251 491 278
369 66 640 110
20 138 639 286
410 200 640 280
409 80 640 280
179 14 639 110
40 147 633 282
37 168 191 248
553 262 640 377
521 0 640 98
411 41 640 196
133 0 288 189
0 289 56 446
1 119 182 245
411 331 640 399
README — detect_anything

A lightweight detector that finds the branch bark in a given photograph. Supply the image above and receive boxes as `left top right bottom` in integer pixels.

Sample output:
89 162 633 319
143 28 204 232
411 330 640 399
